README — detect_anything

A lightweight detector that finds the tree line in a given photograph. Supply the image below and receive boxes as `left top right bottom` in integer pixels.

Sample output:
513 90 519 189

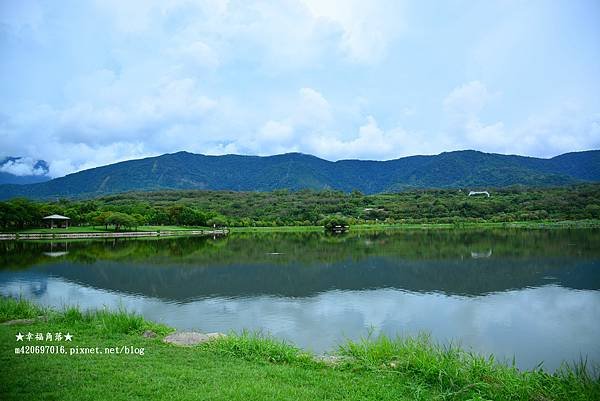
0 184 599 230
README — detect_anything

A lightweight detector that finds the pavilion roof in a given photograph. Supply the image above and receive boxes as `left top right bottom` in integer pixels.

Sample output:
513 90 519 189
43 214 71 220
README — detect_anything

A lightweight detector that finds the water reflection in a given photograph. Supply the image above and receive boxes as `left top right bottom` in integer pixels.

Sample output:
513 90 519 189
1 229 599 371
471 249 492 258
42 241 70 258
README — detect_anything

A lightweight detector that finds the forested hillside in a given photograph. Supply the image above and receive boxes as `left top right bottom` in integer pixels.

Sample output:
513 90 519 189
0 150 598 199
1 185 599 229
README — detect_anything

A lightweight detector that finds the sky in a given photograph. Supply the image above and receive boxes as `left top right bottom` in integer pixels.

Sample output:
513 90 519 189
0 0 599 178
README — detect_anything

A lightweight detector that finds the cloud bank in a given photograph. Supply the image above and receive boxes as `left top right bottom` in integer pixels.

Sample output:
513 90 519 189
0 0 598 177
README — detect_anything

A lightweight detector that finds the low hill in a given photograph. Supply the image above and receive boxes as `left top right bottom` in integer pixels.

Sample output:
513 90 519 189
0 150 598 199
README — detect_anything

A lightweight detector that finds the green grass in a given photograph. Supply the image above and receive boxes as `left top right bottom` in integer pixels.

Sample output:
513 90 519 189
6 225 214 234
228 219 600 233
0 296 47 323
351 219 600 231
338 333 600 401
7 220 600 235
1 297 598 401
7 226 112 233
230 225 324 233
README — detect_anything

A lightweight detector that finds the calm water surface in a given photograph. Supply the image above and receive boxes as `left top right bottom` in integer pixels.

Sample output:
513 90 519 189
1 229 599 371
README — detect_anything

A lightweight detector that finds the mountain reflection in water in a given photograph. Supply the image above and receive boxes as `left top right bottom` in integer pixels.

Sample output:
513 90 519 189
1 229 599 371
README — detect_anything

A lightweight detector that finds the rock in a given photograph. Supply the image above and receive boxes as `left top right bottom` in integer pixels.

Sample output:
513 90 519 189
142 330 157 338
314 355 352 365
163 331 225 346
1 316 46 326
206 332 226 340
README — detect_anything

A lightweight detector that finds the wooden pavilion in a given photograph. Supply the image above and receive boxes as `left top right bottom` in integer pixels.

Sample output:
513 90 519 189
43 214 71 229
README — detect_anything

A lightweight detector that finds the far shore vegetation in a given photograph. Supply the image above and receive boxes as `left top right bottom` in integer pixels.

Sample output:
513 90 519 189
1 185 599 233
1 296 598 401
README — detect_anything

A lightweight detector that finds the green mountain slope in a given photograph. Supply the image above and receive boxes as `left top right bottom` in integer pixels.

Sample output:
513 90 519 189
0 150 598 199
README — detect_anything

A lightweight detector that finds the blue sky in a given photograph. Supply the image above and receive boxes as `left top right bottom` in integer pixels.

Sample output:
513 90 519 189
1 0 599 177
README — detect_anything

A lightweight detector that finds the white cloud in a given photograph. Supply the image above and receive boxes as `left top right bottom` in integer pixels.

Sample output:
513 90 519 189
1 2 598 178
246 92 444 160
93 0 400 68
44 142 152 178
2 1 397 176
303 115 452 160
441 81 600 157
0 157 47 176
174 40 220 70
443 80 493 119
0 73 219 177
305 116 393 159
230 87 330 155
228 120 298 156
511 108 600 157
296 87 333 126
258 120 294 142
301 0 405 63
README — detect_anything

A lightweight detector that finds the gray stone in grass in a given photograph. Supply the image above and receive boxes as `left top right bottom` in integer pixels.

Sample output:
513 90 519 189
1 318 37 325
1 316 47 326
142 330 157 338
163 331 225 346
314 354 355 365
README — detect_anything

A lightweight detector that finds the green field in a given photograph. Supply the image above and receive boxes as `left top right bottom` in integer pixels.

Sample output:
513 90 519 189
4 219 599 236
229 219 600 233
1 297 598 401
4 225 213 234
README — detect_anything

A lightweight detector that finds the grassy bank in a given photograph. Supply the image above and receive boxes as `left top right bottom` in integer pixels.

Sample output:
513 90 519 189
350 219 600 230
5 225 212 234
1 297 598 401
230 225 323 233
230 219 600 233
5 219 600 235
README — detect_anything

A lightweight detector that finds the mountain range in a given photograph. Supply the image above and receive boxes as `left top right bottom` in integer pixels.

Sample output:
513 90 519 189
0 150 598 200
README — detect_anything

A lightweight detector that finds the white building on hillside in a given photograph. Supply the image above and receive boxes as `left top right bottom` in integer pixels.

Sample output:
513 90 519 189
468 191 490 197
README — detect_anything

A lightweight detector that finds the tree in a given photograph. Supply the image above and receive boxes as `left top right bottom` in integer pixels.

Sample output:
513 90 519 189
179 207 205 226
585 204 600 219
106 212 136 231
149 208 170 225
0 202 14 229
8 198 42 229
207 216 227 228
93 212 113 230
321 215 350 232
131 213 147 230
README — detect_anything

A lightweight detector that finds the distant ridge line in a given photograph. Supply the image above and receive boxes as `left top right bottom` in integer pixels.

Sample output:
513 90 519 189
0 149 598 200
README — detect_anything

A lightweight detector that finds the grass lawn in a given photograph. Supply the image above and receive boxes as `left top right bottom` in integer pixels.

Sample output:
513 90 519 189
230 225 323 233
1 297 598 401
4 225 213 234
351 219 600 230
138 225 212 231
229 219 600 233
5 220 599 235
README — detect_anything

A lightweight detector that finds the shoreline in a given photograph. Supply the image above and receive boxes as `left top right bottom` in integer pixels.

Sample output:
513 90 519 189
1 297 598 400
0 229 229 241
2 219 599 239
230 219 600 233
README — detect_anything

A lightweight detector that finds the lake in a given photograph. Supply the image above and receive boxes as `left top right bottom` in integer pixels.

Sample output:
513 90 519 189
1 229 599 371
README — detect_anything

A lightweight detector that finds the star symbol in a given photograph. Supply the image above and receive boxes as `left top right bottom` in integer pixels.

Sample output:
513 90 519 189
16 332 24 341
64 332 73 341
